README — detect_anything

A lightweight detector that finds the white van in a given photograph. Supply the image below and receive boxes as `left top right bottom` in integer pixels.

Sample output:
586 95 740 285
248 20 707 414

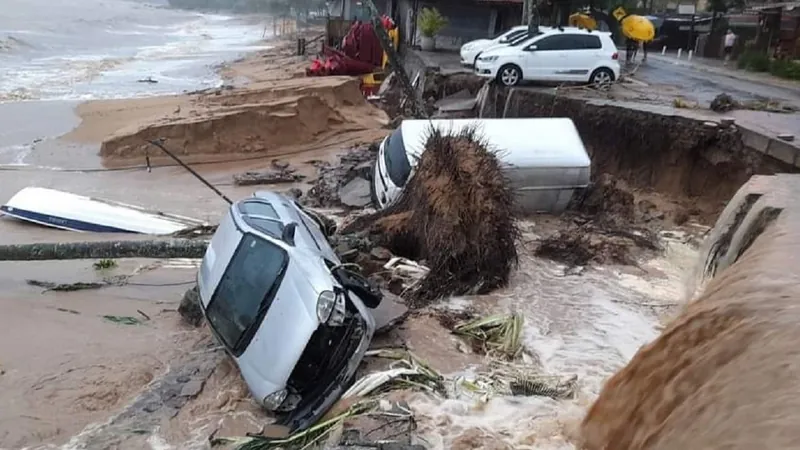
371 118 591 214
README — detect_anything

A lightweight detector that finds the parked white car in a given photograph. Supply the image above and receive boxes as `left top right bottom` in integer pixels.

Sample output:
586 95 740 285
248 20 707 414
460 26 530 67
197 190 381 432
474 28 620 86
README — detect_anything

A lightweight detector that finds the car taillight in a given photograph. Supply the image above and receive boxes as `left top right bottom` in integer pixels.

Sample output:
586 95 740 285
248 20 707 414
612 52 619 60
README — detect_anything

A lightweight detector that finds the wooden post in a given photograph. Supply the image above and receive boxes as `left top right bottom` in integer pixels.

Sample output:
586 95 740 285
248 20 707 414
361 0 427 118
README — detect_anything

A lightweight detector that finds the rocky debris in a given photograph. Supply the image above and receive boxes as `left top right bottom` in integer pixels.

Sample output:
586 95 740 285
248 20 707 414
342 127 520 306
65 340 223 449
534 175 665 267
338 177 373 207
178 286 204 327
233 159 305 186
535 225 649 267
570 174 636 227
304 144 379 209
710 93 736 112
328 232 418 296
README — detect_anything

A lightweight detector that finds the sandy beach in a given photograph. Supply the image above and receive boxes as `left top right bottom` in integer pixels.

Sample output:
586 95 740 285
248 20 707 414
0 29 394 449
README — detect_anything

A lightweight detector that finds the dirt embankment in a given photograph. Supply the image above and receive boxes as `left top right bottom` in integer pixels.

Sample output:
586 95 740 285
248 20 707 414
499 88 797 224
581 175 800 449
92 76 387 159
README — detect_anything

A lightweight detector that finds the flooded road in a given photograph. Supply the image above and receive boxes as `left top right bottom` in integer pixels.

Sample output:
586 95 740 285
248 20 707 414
636 57 800 108
404 225 700 449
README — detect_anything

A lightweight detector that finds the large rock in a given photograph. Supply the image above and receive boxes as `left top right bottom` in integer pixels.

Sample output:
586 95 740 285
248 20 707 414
338 177 373 207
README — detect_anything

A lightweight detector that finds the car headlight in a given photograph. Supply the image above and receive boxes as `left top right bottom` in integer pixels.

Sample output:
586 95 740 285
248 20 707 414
479 55 499 62
328 292 347 327
316 290 336 323
262 389 288 411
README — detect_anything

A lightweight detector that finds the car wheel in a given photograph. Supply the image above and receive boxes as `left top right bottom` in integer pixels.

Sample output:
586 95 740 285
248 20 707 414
589 67 615 87
497 64 522 86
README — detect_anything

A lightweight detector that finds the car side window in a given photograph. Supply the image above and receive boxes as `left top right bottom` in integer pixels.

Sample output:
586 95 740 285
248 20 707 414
530 34 584 51
577 35 602 49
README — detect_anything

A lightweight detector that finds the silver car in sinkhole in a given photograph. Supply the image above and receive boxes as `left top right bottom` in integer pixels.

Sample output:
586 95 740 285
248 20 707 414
196 190 382 432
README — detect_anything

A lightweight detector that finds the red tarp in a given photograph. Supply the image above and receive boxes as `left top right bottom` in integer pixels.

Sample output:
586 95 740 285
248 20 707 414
307 17 395 77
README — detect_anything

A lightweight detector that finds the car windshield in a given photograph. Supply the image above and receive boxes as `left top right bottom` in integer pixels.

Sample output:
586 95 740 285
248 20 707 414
205 233 289 352
509 30 544 46
383 126 412 187
494 28 527 42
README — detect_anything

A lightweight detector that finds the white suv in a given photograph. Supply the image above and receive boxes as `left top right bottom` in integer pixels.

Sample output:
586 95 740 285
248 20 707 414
474 28 620 86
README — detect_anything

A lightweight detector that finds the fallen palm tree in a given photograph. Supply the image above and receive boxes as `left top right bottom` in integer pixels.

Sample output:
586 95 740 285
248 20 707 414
0 239 208 261
343 126 520 305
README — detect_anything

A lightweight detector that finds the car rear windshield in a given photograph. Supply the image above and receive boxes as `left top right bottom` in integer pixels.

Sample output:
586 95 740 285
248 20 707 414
205 233 289 354
383 126 412 187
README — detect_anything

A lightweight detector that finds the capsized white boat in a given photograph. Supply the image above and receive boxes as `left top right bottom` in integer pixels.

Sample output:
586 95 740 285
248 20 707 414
0 187 206 235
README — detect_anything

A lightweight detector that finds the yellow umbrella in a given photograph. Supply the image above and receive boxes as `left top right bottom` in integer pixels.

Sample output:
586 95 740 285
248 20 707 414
568 12 598 31
620 15 655 42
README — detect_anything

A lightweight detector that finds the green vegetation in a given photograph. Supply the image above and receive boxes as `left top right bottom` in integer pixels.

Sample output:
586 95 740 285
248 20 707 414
738 51 800 81
417 7 448 38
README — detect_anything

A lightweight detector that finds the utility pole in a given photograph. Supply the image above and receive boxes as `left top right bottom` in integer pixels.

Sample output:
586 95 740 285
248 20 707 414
527 0 539 34
361 0 426 118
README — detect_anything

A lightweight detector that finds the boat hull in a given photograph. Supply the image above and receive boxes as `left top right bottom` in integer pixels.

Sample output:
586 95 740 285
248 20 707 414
0 187 205 235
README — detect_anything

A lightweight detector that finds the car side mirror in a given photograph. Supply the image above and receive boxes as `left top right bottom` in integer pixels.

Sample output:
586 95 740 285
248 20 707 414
282 222 298 246
525 45 538 51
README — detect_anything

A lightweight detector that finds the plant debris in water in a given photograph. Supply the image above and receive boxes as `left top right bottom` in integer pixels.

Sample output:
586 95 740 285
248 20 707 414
453 313 524 360
342 126 520 305
27 279 106 292
102 315 143 326
93 259 117 270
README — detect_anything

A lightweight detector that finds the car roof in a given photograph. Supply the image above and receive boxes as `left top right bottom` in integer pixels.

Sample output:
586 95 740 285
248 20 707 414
398 118 590 169
509 27 612 46
237 191 325 255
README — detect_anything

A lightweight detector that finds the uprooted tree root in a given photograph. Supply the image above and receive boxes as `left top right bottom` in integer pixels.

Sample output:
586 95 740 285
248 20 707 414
342 127 520 306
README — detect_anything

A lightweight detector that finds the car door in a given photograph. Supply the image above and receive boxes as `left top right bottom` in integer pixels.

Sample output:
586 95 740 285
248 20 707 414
573 34 604 80
522 34 572 80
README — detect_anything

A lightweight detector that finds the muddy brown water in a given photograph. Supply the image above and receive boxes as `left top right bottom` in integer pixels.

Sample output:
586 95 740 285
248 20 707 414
1 90 790 449
581 180 800 450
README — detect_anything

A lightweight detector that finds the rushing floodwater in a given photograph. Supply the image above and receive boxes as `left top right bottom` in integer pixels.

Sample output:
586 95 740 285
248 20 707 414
0 0 269 102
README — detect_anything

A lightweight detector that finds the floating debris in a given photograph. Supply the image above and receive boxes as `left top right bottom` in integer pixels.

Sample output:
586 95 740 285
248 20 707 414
453 313 524 360
102 315 143 326
27 279 106 292
346 349 446 398
93 259 117 270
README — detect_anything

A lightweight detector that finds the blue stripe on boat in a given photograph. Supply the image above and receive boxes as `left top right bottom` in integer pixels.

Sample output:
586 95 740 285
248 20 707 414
0 205 135 233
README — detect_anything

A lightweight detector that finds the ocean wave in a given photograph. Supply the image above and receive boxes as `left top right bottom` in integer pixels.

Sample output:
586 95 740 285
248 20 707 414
0 35 35 53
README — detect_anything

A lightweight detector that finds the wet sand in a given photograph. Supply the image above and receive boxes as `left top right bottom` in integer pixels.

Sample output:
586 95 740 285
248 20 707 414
0 31 387 448
0 258 202 448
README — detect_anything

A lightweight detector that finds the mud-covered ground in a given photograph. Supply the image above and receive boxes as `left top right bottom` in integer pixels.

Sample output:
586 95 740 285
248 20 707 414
0 135 707 450
0 47 785 450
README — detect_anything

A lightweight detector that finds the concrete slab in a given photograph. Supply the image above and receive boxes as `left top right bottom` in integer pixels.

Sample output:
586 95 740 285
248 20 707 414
372 291 408 335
